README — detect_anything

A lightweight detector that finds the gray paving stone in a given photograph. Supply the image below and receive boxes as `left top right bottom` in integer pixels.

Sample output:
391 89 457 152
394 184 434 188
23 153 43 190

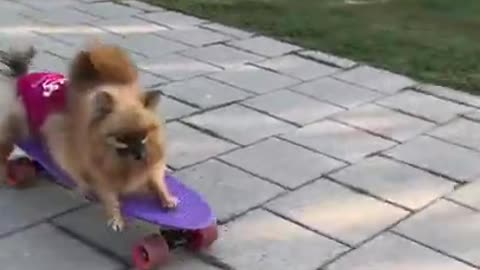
44 29 124 49
0 223 121 270
0 13 33 30
121 0 165 12
17 0 77 11
53 205 158 261
139 71 169 88
447 180 480 210
330 156 454 210
53 205 158 260
31 53 69 75
131 52 154 66
138 53 220 81
166 122 237 168
326 232 475 270
76 2 140 19
290 77 383 109
463 110 480 122
229 36 301 57
376 90 473 123
120 34 190 58
0 32 76 60
395 200 480 266
282 120 395 163
42 31 151 63
386 136 480 181
32 50 68 68
208 65 300 94
201 23 254 39
0 181 85 235
162 77 251 108
0 1 26 14
184 105 295 145
37 40 77 61
182 44 265 68
140 11 206 29
159 96 197 121
174 159 283 221
257 55 339 80
220 137 345 188
131 251 221 270
334 66 415 93
158 27 232 47
22 7 101 25
267 180 408 245
333 104 435 142
92 17 168 36
0 20 32 35
298 50 357 69
206 209 347 270
416 83 480 108
429 118 480 151
243 89 344 125
9 1 480 268
0 35 20 49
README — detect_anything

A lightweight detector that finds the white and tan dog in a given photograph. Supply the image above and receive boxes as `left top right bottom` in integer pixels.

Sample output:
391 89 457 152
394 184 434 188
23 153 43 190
0 43 178 231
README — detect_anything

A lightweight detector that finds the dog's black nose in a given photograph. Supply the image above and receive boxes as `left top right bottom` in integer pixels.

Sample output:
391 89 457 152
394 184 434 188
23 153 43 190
133 151 145 160
131 145 146 160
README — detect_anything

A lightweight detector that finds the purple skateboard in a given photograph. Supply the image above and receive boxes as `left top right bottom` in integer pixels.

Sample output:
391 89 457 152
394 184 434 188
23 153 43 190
11 138 218 270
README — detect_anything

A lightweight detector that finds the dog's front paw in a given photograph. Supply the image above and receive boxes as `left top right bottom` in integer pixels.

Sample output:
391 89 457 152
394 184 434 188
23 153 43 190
107 216 125 232
161 195 179 209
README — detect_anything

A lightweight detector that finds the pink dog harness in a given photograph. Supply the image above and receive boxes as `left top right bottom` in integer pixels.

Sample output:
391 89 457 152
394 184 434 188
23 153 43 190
16 72 67 135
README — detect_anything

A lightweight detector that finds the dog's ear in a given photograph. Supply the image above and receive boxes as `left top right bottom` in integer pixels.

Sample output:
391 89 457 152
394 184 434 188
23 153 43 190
92 91 115 123
142 90 161 110
69 50 98 86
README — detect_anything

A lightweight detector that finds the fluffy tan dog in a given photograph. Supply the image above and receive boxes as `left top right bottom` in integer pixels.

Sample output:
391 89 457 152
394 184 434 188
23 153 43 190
0 43 178 231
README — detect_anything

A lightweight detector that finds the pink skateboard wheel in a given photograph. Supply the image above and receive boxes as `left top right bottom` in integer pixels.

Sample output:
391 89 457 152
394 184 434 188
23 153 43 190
187 223 218 251
6 157 37 189
132 234 170 270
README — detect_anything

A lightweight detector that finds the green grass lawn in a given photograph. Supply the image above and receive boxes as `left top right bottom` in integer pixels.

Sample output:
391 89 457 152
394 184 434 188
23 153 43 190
142 0 480 94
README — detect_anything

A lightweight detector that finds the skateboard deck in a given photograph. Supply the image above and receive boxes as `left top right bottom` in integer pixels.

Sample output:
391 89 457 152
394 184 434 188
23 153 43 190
16 138 216 230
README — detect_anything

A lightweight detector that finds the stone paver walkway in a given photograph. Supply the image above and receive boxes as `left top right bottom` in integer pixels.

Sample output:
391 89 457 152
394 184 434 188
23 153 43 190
1 0 480 269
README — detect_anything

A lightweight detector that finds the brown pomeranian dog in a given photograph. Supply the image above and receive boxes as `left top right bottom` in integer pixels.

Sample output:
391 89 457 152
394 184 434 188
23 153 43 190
0 42 178 231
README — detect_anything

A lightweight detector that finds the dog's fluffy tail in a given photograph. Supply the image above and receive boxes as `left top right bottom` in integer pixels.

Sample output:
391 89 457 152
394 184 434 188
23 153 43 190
0 46 36 77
